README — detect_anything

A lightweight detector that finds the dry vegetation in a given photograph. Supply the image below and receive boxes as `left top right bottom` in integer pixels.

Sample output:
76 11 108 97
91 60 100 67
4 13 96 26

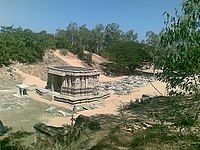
16 50 68 81
0 67 22 90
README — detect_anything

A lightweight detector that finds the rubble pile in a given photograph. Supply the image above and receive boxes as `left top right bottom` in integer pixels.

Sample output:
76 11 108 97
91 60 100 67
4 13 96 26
121 120 157 133
98 75 156 95
45 102 105 117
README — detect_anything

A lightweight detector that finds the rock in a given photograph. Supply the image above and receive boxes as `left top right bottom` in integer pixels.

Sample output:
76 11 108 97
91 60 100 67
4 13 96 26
75 106 85 111
82 105 92 110
135 98 140 103
45 106 56 112
57 110 71 117
75 115 101 131
33 123 69 138
142 94 153 98
141 122 152 128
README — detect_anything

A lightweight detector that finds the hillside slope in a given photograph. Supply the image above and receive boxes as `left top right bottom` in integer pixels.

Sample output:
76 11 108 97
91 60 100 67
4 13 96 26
15 51 68 81
13 49 126 85
53 49 126 82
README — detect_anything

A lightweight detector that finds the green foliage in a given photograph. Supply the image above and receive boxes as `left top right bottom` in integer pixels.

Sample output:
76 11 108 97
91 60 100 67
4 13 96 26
0 38 10 66
0 26 56 65
145 31 159 47
60 49 68 56
0 130 33 150
105 41 152 74
159 1 200 134
0 22 140 67
56 36 71 50
131 124 200 149
104 23 122 49
37 30 56 50
160 0 200 93
90 24 105 54
122 30 138 42
84 52 93 65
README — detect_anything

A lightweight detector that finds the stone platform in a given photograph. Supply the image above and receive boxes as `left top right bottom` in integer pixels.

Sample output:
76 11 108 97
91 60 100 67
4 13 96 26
54 92 110 105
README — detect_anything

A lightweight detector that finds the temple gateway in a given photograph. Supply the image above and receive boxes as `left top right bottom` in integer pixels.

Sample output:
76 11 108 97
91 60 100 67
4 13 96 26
47 66 100 96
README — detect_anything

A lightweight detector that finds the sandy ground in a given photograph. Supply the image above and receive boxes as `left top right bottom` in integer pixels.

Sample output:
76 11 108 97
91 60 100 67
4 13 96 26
47 81 166 127
14 67 46 87
99 74 127 82
137 68 163 74
13 51 167 127
53 50 87 67
80 81 166 116
29 91 71 109
84 50 108 64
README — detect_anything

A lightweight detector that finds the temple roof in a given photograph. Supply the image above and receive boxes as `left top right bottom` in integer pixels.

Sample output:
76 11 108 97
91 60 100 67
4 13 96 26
54 66 91 72
16 84 29 89
47 66 100 76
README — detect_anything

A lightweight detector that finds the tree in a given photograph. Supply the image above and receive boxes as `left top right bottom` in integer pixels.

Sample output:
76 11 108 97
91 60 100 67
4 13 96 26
37 30 56 50
106 41 151 74
122 30 138 42
104 23 122 49
66 22 79 46
91 24 104 53
160 0 200 96
145 31 159 47
0 26 45 65
55 29 71 49
0 38 10 66
145 31 160 74
79 24 91 50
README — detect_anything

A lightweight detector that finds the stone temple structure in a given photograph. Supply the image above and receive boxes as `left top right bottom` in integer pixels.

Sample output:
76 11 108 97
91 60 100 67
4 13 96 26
47 66 100 95
46 66 109 104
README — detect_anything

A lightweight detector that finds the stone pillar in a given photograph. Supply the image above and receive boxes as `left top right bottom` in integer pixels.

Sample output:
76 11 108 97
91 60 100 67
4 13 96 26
17 86 20 96
92 76 95 87
88 76 91 88
85 77 88 88
68 76 71 88
81 77 85 94
93 76 96 86
51 75 54 91
72 77 75 89
75 77 80 89
62 77 66 87
65 76 68 87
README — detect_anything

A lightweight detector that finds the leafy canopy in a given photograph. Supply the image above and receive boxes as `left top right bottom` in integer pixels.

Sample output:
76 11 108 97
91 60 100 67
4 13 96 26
160 0 200 93
106 41 152 74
